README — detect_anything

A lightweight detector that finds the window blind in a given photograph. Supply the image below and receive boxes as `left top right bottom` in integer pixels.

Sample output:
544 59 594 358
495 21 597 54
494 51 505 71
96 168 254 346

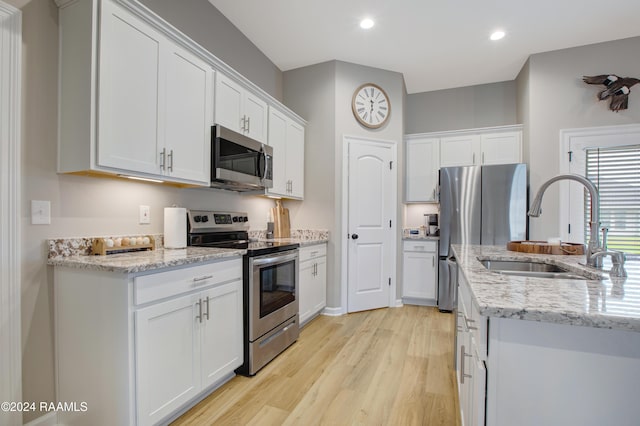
584 144 640 258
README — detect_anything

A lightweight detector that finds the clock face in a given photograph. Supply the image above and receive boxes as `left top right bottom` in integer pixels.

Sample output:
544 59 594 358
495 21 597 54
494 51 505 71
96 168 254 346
352 83 391 129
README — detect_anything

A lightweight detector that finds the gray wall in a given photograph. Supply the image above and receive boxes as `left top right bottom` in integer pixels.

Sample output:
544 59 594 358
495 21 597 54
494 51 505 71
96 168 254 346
139 0 283 101
522 36 640 240
10 0 285 422
405 81 517 133
284 60 405 309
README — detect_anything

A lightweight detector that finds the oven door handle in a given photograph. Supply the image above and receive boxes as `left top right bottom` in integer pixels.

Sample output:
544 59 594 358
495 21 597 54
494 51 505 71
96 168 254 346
252 252 298 267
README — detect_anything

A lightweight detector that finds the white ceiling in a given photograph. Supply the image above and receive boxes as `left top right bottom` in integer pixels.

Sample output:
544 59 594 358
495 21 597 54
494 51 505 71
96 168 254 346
208 0 640 94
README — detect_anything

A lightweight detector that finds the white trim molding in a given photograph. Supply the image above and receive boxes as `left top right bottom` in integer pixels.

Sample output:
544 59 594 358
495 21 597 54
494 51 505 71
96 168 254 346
0 2 22 426
559 124 640 242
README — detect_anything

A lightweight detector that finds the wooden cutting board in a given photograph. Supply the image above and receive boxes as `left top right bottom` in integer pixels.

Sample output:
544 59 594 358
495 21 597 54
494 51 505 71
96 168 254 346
271 200 290 238
507 241 585 255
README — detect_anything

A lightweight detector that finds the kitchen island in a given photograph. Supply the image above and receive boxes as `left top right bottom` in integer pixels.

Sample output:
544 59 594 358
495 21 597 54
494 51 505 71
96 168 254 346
451 244 640 426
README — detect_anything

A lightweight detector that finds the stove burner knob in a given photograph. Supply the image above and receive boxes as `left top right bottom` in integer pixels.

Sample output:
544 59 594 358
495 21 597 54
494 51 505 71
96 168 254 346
201 216 209 223
193 215 202 223
232 216 239 222
243 216 249 222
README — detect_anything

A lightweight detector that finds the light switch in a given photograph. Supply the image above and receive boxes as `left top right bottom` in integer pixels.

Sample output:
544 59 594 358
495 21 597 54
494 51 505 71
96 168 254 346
139 205 151 224
31 200 51 225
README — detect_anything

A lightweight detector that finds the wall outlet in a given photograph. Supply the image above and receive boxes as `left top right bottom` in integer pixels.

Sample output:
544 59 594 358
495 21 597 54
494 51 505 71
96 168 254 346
139 205 151 224
31 200 51 225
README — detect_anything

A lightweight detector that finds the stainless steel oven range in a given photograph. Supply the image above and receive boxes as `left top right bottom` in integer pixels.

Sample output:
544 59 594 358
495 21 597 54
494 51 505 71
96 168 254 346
187 210 300 376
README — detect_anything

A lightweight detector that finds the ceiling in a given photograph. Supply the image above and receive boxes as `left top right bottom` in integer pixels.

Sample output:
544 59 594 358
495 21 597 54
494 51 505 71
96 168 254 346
208 0 640 94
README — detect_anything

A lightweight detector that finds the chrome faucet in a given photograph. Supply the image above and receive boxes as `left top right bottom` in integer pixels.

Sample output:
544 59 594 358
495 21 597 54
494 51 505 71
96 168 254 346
589 250 627 278
528 174 603 268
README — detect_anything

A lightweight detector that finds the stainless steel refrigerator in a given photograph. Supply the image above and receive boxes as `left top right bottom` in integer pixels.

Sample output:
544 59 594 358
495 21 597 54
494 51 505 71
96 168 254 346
438 163 527 311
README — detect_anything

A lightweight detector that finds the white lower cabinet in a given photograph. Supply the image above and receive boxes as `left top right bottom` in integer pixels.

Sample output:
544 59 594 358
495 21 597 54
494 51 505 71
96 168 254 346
299 243 327 326
135 279 242 426
402 240 438 305
53 257 243 426
456 272 487 426
456 263 640 426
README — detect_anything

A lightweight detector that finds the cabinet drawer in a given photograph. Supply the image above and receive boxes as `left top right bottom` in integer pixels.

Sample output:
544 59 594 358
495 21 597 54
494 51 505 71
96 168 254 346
403 240 437 252
134 258 242 305
458 271 488 359
299 243 327 262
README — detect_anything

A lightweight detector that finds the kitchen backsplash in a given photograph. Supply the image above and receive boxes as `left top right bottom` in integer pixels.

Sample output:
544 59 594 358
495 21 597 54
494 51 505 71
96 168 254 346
48 229 330 258
248 229 329 241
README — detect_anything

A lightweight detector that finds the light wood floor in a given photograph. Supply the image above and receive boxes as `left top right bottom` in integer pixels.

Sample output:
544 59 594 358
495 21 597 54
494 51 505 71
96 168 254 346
172 305 461 426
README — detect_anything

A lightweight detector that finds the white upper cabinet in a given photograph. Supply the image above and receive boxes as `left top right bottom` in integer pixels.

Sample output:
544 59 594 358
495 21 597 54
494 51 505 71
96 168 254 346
405 136 440 202
215 73 268 143
440 134 481 168
480 131 521 165
163 45 214 183
98 2 163 175
439 128 522 168
59 0 214 185
266 107 305 199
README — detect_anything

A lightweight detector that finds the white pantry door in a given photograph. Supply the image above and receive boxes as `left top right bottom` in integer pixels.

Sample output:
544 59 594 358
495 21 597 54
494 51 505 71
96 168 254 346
347 138 395 313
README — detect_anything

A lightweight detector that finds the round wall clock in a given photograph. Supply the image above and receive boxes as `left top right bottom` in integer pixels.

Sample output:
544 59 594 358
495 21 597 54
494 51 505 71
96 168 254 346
351 83 391 129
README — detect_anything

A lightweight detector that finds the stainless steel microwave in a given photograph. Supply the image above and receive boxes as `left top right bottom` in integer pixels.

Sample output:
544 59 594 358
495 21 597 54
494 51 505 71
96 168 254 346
210 125 273 191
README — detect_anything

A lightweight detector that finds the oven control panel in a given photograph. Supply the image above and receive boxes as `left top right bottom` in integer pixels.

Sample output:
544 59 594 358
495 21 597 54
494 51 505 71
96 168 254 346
187 210 249 231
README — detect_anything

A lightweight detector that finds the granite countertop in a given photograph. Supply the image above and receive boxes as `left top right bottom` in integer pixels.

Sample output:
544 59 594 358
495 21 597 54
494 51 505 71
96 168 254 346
259 237 329 247
47 247 246 274
403 235 440 241
451 244 640 332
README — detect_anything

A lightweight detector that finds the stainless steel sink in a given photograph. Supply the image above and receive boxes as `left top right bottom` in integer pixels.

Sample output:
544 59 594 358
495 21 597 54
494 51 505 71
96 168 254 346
479 259 588 280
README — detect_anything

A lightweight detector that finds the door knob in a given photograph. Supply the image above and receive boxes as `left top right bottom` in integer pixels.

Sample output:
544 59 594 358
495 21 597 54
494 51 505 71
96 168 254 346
351 234 359 240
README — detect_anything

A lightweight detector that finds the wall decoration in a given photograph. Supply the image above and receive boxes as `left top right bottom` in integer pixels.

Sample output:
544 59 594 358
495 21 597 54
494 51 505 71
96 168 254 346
583 74 640 112
352 83 390 128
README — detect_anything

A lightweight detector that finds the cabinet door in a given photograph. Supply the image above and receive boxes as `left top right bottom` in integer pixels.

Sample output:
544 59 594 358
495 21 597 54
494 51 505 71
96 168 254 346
98 0 163 174
402 251 437 300
312 257 327 314
215 73 243 133
406 138 440 202
164 45 214 184
286 120 305 199
266 108 288 196
440 134 481 167
200 280 243 388
298 260 315 325
480 132 521 165
470 351 487 426
135 294 201 426
244 92 268 143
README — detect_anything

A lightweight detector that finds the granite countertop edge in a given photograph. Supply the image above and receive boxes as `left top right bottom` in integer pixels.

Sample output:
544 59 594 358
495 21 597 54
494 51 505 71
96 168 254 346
47 247 246 274
451 244 640 333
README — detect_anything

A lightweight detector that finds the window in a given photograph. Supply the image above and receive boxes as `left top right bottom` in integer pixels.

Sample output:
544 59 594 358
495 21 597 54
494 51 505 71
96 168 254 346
562 124 640 261
584 145 640 258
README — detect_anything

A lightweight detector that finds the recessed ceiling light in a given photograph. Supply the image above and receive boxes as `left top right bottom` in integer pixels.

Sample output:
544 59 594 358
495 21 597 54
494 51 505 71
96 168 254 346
490 31 506 41
360 18 374 30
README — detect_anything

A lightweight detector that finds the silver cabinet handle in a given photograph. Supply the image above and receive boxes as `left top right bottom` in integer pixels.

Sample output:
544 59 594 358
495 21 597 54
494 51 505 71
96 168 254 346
472 153 476 165
240 116 246 132
167 149 174 172
465 316 478 331
246 116 251 133
414 245 425 250
460 344 472 384
160 148 166 171
195 299 202 323
203 296 210 321
482 152 485 164
193 275 214 284
432 256 435 267
431 188 435 200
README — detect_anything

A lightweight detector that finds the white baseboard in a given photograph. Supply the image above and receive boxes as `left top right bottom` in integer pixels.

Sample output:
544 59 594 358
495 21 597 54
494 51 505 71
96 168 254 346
322 306 344 316
23 412 57 426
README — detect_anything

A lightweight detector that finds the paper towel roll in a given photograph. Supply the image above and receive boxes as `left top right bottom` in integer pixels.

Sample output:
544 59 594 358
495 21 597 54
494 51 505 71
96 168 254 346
164 207 187 249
